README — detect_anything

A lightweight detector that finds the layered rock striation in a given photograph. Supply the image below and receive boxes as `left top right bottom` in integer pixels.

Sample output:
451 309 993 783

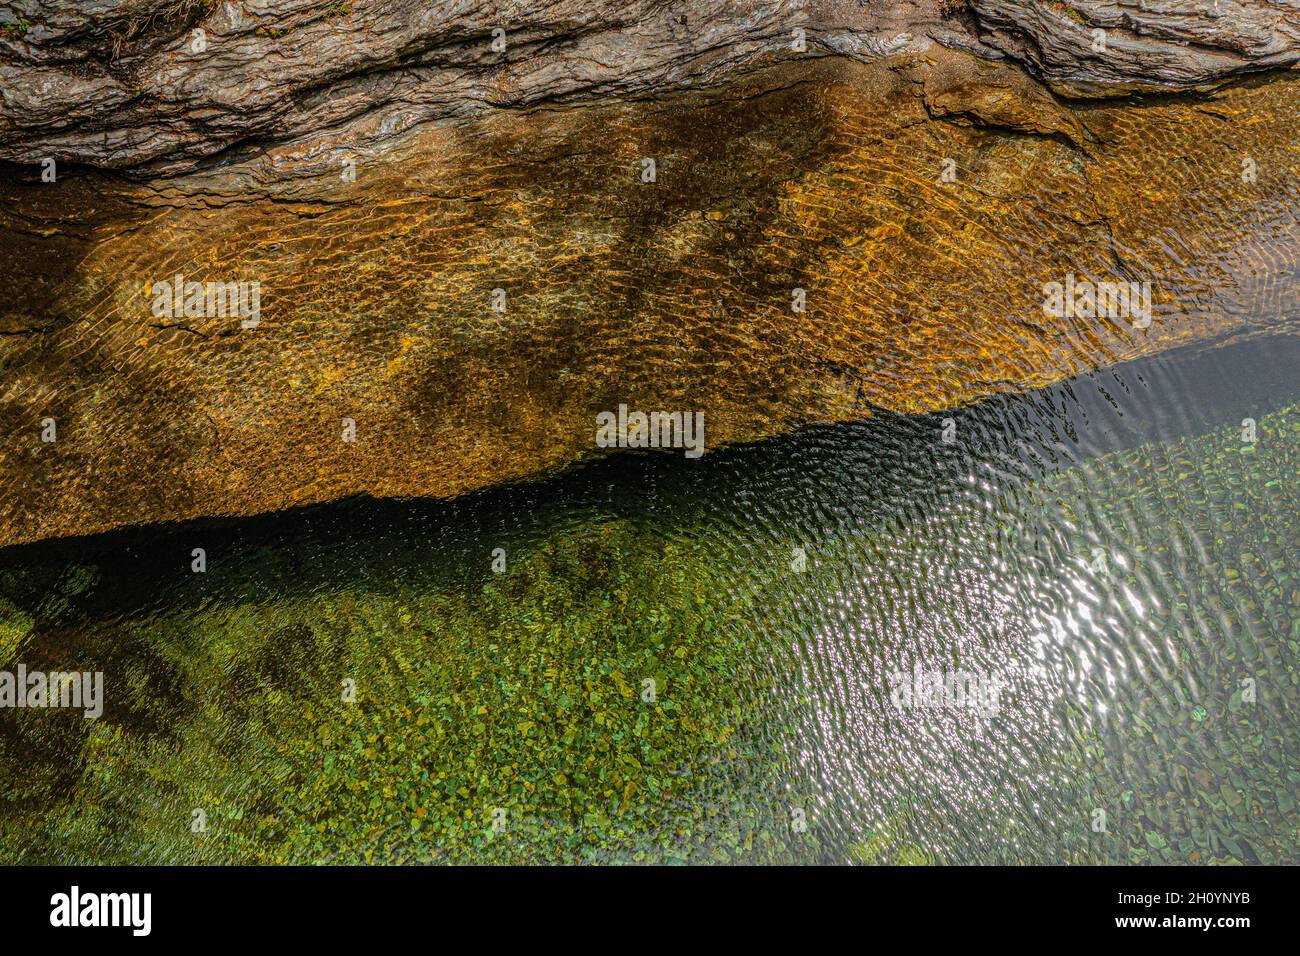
0 1 1296 176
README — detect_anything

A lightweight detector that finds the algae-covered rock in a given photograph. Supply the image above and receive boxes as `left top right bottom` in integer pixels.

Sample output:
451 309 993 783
0 377 1293 864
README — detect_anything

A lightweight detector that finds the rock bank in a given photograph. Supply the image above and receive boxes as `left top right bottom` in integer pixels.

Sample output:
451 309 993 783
0 1 1297 176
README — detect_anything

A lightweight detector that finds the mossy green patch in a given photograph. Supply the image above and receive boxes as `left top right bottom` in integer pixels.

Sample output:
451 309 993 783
0 392 1294 865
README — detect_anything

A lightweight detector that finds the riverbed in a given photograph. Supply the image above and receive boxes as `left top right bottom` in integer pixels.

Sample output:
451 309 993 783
1 331 1295 864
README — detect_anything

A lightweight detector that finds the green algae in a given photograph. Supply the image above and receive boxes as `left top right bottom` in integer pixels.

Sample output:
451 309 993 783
0 373 1295 865
1038 408 1300 865
0 598 31 663
0 519 813 864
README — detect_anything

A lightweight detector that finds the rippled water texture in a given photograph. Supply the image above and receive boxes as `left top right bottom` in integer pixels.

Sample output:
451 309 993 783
2 55 1298 544
0 334 1295 864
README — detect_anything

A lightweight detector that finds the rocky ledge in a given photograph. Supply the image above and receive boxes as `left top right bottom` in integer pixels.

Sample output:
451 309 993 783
0 1 1297 176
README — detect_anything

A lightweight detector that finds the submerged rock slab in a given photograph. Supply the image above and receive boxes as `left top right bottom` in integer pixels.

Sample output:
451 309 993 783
1 360 1295 864
0 50 1297 547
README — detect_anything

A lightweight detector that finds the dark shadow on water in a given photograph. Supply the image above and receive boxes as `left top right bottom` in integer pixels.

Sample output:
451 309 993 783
0 330 1297 864
2 330 1296 622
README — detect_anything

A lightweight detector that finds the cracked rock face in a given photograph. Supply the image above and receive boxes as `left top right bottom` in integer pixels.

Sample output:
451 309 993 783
970 0 1300 94
0 1 1296 176
0 0 958 176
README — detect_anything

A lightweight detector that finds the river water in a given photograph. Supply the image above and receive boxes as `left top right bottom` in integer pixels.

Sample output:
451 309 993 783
0 331 1295 864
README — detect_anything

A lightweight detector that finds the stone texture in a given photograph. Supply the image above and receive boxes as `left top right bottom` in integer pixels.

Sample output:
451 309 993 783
0 1 1296 177
0 0 958 176
1 50 1296 547
970 0 1300 94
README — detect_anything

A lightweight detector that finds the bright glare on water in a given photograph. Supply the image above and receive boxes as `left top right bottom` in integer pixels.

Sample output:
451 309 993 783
0 334 1296 864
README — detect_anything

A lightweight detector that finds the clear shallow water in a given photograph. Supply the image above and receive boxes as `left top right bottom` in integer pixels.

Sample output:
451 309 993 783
0 335 1296 864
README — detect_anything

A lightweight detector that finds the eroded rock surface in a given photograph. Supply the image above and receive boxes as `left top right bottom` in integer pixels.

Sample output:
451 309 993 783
970 0 1300 94
0 1 1296 176
1 50 1296 547
0 0 960 176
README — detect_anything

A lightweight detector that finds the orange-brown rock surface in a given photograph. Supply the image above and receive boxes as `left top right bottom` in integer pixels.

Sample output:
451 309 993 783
0 49 1297 546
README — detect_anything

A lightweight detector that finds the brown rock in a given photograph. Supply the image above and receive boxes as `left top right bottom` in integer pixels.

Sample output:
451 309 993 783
2 1 1295 176
970 0 1300 95
1 52 1296 547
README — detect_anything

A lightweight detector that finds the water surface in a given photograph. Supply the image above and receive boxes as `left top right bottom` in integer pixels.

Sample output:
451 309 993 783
0 334 1296 863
